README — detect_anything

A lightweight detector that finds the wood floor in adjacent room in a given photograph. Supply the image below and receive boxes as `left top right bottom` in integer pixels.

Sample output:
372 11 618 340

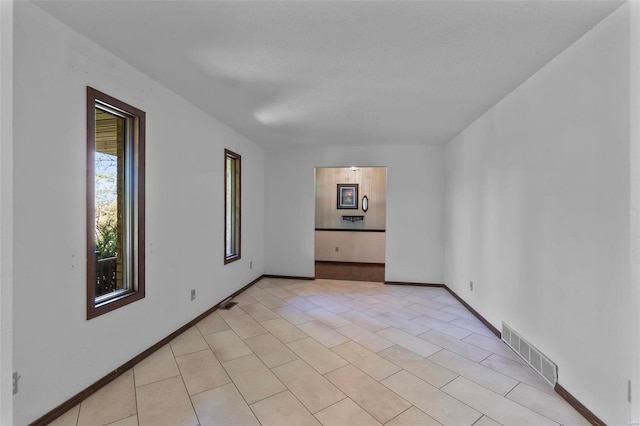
50 278 589 426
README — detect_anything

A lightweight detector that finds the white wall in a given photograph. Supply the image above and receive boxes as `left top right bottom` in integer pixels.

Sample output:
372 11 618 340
444 4 634 424
630 1 640 422
315 231 385 263
0 1 14 425
12 2 264 424
265 144 444 283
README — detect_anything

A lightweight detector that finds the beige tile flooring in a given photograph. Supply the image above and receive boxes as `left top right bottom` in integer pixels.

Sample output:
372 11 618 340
50 278 590 426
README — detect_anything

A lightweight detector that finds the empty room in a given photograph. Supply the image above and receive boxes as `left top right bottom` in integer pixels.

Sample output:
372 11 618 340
1 0 639 425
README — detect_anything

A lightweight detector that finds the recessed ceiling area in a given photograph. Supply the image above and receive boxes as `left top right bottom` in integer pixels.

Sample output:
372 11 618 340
34 0 623 148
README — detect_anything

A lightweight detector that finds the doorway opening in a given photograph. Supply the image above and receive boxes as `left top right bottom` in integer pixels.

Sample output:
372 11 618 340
314 166 387 281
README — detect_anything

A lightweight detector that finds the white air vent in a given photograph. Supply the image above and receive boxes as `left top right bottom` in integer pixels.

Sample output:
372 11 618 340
502 322 558 386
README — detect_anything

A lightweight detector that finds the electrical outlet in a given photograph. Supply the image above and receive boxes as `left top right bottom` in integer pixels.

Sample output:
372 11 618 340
191 289 196 301
470 281 474 291
250 261 253 269
335 246 339 252
13 372 20 395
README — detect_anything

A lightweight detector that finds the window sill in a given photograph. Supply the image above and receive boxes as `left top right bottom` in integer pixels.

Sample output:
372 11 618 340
88 290 145 319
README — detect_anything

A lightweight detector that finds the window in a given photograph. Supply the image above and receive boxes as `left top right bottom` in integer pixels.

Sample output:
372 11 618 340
225 149 241 263
87 87 145 319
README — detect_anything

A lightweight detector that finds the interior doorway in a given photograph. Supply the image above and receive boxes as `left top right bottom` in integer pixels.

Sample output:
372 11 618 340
314 166 387 281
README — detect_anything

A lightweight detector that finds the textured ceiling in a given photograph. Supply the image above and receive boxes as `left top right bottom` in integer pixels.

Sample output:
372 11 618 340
34 0 623 148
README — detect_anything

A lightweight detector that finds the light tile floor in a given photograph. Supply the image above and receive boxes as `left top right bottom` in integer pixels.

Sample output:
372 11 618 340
50 278 590 426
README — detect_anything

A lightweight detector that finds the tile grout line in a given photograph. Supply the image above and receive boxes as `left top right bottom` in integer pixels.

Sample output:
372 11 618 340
476 352 560 398
425 350 519 395
166 342 193 425
381 405 416 425
246 388 289 424
269 354 344 415
502 383 570 425
73 403 80 426
439 374 562 425
471 415 502 425
378 368 482 423
131 369 140 426
63 279 590 425
131 364 140 426
228 379 262 425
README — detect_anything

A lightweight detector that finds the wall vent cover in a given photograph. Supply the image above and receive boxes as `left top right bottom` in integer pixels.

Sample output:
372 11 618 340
502 322 558 386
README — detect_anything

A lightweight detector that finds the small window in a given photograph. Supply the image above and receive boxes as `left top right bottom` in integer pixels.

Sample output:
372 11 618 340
225 149 241 264
87 87 145 319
